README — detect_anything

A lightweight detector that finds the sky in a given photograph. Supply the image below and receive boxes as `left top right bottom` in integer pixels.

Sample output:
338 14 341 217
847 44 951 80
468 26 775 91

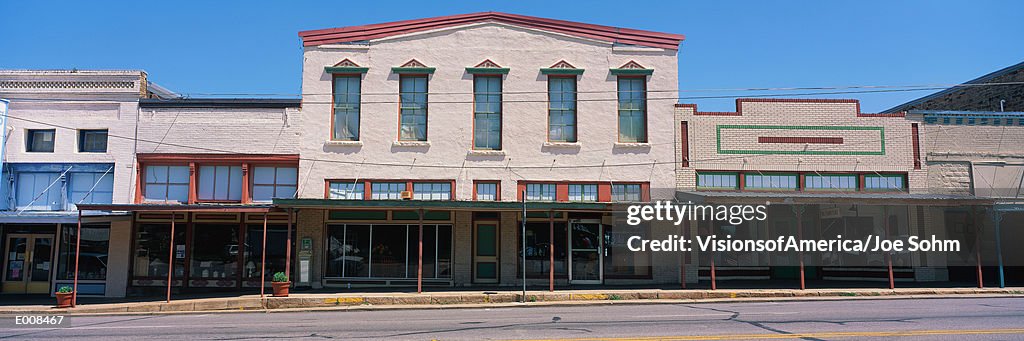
1 1 1021 112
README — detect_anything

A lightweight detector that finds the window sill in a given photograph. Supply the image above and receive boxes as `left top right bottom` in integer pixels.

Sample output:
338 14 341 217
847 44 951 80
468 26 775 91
543 141 581 148
393 140 430 147
325 140 363 147
614 142 651 148
467 149 506 156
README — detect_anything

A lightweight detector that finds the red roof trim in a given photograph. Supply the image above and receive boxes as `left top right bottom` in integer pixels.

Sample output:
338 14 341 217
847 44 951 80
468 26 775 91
299 12 684 50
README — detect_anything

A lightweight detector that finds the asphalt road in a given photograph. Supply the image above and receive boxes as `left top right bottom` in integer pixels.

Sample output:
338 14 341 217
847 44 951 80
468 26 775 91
1 297 1023 340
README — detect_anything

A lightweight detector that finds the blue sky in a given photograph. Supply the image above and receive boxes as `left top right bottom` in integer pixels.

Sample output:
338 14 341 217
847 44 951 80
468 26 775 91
2 1 1021 112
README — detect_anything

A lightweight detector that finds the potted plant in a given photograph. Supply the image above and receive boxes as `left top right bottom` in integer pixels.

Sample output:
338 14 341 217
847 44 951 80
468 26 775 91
271 272 290 297
55 286 74 308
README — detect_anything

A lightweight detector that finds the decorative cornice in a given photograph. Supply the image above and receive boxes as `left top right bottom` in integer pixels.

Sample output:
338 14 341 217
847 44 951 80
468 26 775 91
392 59 435 74
610 61 653 75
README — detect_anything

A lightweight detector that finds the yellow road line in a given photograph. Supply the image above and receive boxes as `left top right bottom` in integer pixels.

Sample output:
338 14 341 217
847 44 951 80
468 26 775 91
509 328 1024 341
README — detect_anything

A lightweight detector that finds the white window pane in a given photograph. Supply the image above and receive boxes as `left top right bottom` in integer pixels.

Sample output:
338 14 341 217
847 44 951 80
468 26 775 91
146 166 167 183
167 184 189 203
167 166 189 183
145 184 167 201
198 166 216 200
275 167 298 185
252 185 274 202
253 167 275 185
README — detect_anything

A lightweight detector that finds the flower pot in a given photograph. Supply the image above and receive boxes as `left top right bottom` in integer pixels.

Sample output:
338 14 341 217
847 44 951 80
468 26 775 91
55 292 74 308
271 281 290 297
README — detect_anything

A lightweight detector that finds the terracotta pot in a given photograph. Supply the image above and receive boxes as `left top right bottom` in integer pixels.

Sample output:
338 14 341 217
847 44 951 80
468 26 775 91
271 281 290 297
55 292 74 308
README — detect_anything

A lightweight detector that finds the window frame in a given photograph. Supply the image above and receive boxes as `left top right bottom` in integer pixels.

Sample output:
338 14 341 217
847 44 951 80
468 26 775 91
615 76 648 143
26 129 56 153
473 180 500 201
863 174 907 192
398 74 429 142
611 183 643 202
196 164 244 202
331 74 362 141
742 173 800 191
804 173 859 191
251 166 298 203
696 172 740 190
412 181 453 201
525 183 557 202
472 75 503 150
77 129 108 153
327 180 366 200
567 183 598 202
547 75 578 143
142 164 191 203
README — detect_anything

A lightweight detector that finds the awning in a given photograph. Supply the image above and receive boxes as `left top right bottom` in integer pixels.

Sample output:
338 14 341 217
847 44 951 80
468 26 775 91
273 198 614 211
676 191 995 206
0 211 130 223
74 203 274 212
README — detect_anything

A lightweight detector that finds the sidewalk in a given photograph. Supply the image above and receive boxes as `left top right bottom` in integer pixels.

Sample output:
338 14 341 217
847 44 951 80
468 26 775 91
2 287 1022 315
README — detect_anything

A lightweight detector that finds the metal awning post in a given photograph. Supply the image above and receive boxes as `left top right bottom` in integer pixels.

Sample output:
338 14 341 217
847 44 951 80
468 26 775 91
885 205 894 290
260 212 268 298
521 190 527 302
973 207 983 288
72 210 81 307
992 210 1005 288
417 208 424 294
549 209 554 292
793 205 806 290
708 220 716 290
681 220 688 289
166 212 175 303
285 209 293 280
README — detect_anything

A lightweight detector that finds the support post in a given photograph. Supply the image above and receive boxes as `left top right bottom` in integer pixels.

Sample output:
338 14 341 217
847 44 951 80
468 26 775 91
885 206 894 290
974 207 983 288
708 220 716 290
72 210 82 307
167 212 175 303
286 209 293 279
417 208 424 294
549 210 554 292
794 205 806 290
992 210 1005 288
521 190 527 302
260 212 268 298
681 220 688 289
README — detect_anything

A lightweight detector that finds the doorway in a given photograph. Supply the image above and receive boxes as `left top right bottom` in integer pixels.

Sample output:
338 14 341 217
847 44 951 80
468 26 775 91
568 220 602 284
473 222 499 283
3 234 54 294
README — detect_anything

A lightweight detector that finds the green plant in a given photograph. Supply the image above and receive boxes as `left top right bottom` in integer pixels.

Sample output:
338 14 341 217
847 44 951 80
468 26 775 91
608 294 622 301
56 286 73 294
272 272 288 283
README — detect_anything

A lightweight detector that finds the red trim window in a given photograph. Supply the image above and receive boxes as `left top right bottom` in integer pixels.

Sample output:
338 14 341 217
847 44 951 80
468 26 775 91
327 180 366 199
411 181 454 200
474 181 500 201
142 165 190 203
196 165 243 202
251 166 298 202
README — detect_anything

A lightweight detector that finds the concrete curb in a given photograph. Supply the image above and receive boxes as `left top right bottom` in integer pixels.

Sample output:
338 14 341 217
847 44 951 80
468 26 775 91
3 288 1022 316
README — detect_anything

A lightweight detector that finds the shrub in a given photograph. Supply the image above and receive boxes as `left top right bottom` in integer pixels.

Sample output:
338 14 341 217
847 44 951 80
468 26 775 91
272 272 288 283
56 286 73 294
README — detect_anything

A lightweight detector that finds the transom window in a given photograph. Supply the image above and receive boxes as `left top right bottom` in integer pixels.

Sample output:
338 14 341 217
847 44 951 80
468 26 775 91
611 184 642 202
697 173 739 189
197 165 243 201
70 172 114 208
475 182 498 201
144 165 190 202
864 174 905 191
548 77 577 142
568 184 597 202
744 174 798 190
805 174 858 190
616 77 647 143
329 182 365 199
399 75 428 141
332 76 361 141
413 182 451 200
252 167 298 202
473 76 502 150
372 182 406 200
525 183 556 202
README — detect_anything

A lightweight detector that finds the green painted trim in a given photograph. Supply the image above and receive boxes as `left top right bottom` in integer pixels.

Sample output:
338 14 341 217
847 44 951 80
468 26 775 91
610 68 654 76
392 67 436 74
325 66 369 74
695 172 739 190
540 68 585 75
274 198 612 211
716 125 886 156
743 173 799 190
804 173 860 190
466 67 510 75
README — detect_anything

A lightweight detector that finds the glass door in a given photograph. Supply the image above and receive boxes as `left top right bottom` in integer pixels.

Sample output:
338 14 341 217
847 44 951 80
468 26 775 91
473 222 499 283
3 234 54 294
568 220 602 284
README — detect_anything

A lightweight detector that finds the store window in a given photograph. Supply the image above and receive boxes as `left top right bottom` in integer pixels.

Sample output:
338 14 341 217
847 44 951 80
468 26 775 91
604 224 651 278
131 224 186 278
70 172 114 209
243 225 292 280
522 222 567 278
15 172 62 210
189 224 238 279
325 224 452 279
57 224 109 280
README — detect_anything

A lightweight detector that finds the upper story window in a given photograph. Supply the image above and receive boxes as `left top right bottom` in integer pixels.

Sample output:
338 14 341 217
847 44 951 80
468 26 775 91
548 77 577 142
252 166 298 202
332 76 361 141
525 183 556 202
26 129 55 153
413 182 451 200
144 165 189 202
329 181 364 200
805 174 858 191
611 184 642 202
864 174 905 191
197 165 243 201
78 129 108 153
70 172 114 208
399 75 428 141
15 172 62 210
697 172 739 190
744 174 798 191
371 182 406 200
616 77 647 143
568 184 597 202
473 76 502 150
475 182 498 201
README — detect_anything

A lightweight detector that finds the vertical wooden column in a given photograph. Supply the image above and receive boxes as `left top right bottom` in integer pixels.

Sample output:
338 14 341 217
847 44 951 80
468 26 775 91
417 208 424 294
794 205 806 290
549 210 554 292
167 212 176 303
286 209 293 279
260 212 268 298
885 206 894 290
72 210 82 307
708 220 716 290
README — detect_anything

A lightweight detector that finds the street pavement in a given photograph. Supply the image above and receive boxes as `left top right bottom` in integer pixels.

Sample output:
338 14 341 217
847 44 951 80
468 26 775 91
1 297 1022 340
